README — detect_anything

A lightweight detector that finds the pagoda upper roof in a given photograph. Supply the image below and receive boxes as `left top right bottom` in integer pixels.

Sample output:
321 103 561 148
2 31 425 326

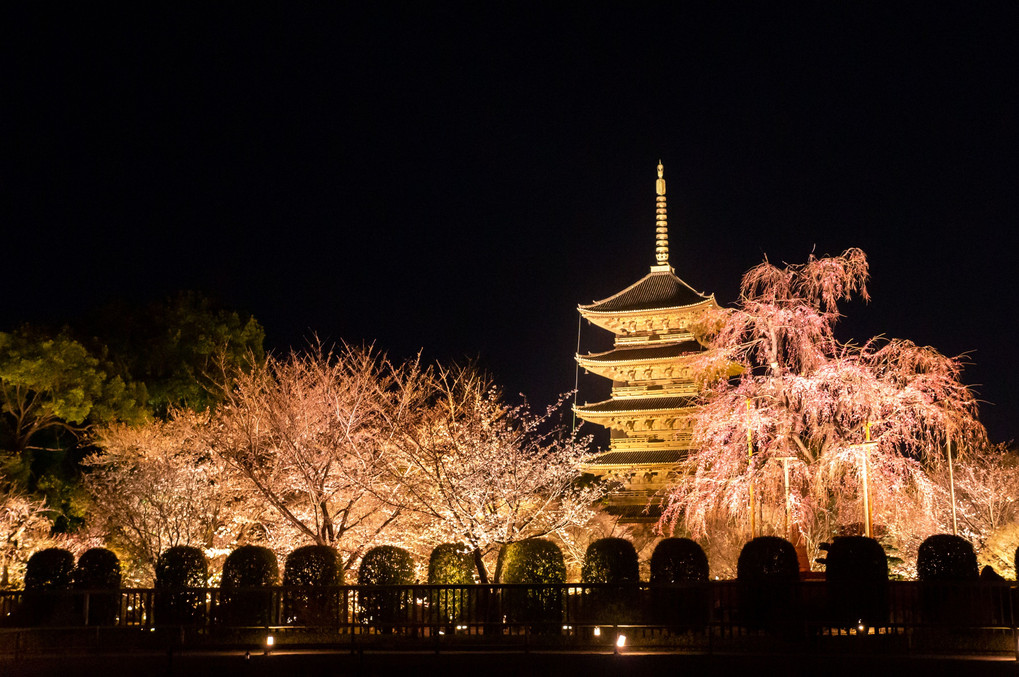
579 269 709 314
575 395 697 414
581 340 704 363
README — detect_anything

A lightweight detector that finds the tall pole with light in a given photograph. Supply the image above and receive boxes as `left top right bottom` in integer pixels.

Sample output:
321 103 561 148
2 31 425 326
858 422 877 538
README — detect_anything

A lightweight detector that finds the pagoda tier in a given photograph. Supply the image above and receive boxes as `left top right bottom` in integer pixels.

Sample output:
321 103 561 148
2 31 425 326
578 269 718 337
575 339 704 385
573 162 718 523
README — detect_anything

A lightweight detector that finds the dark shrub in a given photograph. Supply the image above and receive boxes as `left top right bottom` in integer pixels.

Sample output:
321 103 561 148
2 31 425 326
498 539 565 632
358 545 415 631
428 544 478 626
649 538 709 584
581 538 638 584
23 548 75 626
917 534 978 625
154 546 208 625
73 548 121 626
282 545 342 626
25 548 75 590
648 538 709 629
823 536 888 628
737 537 800 632
580 538 639 625
220 546 279 626
917 534 978 581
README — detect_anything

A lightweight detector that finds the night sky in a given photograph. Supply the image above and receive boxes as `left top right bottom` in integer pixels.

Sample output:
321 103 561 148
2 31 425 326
6 5 1019 442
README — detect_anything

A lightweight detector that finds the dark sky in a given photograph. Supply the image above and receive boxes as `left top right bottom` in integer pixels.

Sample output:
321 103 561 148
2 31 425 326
5 5 1019 442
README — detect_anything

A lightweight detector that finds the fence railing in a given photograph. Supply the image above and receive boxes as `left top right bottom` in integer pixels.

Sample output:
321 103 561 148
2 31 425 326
1 581 1016 655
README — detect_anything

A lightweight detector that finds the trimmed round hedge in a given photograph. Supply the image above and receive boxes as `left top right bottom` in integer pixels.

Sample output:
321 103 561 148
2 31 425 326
737 537 800 633
72 548 121 626
358 546 415 586
154 546 208 625
737 537 799 582
917 534 978 581
823 536 888 628
428 543 477 585
283 545 342 587
72 548 121 590
581 538 638 584
155 546 208 588
498 539 566 632
282 545 342 626
498 539 566 584
222 545 279 588
25 548 75 590
649 538 709 584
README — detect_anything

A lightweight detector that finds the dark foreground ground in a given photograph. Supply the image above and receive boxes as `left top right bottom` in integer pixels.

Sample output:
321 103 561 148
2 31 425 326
1 650 1017 677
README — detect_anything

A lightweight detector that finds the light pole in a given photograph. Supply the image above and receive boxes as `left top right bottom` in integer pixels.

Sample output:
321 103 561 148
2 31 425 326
857 423 877 538
947 436 958 536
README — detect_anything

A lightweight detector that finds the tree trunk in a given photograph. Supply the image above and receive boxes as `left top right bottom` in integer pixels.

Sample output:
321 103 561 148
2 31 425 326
472 547 488 585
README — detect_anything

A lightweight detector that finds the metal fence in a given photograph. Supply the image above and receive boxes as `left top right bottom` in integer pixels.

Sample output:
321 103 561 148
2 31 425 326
1 581 1017 655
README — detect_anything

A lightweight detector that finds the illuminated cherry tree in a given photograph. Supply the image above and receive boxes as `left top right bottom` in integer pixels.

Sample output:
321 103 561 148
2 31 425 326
208 344 419 573
86 410 242 582
661 249 986 568
381 366 604 583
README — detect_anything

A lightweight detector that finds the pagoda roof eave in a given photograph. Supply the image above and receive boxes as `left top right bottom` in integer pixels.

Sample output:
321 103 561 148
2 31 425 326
576 341 705 366
574 395 699 416
578 294 718 317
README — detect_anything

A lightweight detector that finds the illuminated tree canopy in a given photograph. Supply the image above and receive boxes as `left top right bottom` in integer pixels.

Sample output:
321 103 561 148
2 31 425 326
661 249 986 568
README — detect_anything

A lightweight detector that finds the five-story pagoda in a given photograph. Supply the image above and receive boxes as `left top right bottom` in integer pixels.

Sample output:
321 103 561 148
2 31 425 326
575 163 719 522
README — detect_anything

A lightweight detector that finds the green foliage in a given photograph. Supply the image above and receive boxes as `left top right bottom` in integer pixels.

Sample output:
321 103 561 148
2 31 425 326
427 544 477 625
283 545 342 626
581 537 638 584
358 546 414 630
917 534 978 581
428 543 477 585
0 327 146 455
498 539 565 631
358 545 415 586
222 545 279 588
24 548 74 590
72 548 121 589
649 538 709 584
88 292 264 414
736 536 799 582
498 539 566 584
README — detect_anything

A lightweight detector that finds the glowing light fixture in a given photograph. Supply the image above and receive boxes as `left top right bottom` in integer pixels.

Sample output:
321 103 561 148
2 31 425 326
593 627 601 637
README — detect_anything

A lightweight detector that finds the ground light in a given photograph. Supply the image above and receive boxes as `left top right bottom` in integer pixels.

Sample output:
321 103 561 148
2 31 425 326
593 627 601 637
265 635 274 655
614 634 626 654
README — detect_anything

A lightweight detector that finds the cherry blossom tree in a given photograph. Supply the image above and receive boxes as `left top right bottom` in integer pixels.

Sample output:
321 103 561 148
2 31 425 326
0 481 53 588
208 344 419 573
661 249 986 568
380 366 604 583
932 443 1019 577
85 410 241 583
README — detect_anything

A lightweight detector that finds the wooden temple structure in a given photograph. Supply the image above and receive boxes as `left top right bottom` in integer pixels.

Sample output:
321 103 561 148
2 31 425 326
574 163 719 522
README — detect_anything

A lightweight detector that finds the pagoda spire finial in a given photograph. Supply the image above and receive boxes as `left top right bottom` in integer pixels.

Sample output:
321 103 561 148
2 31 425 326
652 160 670 270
